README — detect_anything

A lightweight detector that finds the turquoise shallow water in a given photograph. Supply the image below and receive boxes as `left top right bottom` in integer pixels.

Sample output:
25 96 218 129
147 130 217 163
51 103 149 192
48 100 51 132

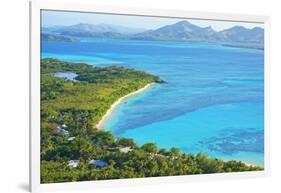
42 38 264 166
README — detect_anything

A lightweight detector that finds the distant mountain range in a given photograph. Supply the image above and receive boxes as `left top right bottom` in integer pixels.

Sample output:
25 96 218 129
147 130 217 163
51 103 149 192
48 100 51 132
219 26 264 44
133 21 264 45
42 21 264 47
133 21 222 42
42 23 146 36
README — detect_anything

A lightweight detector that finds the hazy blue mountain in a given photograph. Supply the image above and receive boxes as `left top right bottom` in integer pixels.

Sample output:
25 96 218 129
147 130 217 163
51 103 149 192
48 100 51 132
41 33 79 42
59 30 128 39
132 21 264 47
41 26 66 34
43 23 146 37
219 26 264 44
133 21 223 41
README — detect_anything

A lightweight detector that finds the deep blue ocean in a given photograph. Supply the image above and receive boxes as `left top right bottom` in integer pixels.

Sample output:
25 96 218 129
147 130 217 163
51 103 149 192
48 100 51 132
41 38 264 166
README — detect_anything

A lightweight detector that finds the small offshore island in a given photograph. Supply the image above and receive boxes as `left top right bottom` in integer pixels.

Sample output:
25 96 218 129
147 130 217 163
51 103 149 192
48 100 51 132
41 58 262 183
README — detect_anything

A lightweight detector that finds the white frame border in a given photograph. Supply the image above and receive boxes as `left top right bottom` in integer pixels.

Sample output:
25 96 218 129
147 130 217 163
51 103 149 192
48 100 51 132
30 1 271 192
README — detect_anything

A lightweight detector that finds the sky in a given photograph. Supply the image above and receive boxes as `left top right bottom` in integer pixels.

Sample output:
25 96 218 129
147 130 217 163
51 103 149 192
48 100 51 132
41 10 264 32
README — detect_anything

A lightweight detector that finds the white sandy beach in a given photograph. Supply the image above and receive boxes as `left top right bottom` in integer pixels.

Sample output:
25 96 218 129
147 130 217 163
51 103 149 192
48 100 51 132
96 83 155 130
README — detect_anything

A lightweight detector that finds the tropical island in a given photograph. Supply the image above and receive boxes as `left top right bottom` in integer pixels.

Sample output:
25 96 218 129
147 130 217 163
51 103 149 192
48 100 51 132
41 58 262 183
41 33 80 42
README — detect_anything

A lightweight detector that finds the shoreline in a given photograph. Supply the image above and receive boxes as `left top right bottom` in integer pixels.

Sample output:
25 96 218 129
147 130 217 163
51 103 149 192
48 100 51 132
96 82 155 130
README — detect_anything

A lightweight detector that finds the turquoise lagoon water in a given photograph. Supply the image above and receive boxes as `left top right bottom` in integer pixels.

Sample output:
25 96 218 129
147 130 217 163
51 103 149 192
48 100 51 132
42 38 264 166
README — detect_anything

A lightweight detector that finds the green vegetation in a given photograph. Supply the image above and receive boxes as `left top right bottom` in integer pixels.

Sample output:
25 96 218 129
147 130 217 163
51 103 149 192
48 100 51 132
41 58 262 184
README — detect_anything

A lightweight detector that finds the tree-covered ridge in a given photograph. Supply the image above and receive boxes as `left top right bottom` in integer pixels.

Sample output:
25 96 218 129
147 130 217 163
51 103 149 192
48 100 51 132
40 58 262 184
